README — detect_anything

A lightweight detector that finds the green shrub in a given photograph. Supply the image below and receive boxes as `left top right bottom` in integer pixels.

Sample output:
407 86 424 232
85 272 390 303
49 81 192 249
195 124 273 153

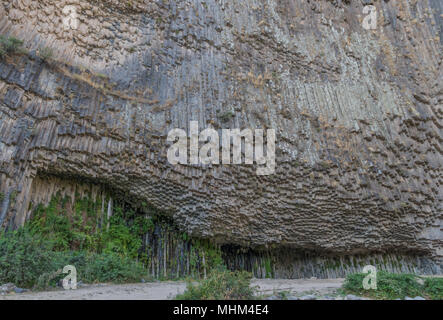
0 36 24 58
81 252 147 284
0 225 148 289
99 209 142 260
423 277 443 300
217 110 235 123
29 202 74 250
0 227 54 288
38 46 54 61
0 193 229 290
342 271 442 300
28 197 143 258
176 267 256 300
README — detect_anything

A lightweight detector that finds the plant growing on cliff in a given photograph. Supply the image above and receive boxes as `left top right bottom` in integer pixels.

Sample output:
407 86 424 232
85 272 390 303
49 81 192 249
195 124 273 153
2 193 228 288
0 36 25 58
37 46 54 62
100 208 142 260
29 195 144 259
30 200 73 250
217 110 235 123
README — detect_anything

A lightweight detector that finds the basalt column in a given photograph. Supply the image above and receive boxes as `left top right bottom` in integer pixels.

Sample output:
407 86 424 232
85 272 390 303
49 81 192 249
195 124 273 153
0 0 441 276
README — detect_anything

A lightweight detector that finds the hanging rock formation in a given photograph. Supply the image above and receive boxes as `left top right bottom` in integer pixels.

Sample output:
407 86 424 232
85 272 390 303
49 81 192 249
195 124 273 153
0 0 441 276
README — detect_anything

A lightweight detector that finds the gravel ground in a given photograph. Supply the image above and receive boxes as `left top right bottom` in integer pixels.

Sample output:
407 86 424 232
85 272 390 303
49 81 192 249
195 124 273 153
0 278 344 300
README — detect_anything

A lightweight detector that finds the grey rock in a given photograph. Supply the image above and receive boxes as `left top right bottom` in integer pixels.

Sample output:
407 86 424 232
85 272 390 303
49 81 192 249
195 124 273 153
287 296 299 300
13 287 26 294
413 296 426 300
404 296 414 300
300 295 317 300
265 295 279 300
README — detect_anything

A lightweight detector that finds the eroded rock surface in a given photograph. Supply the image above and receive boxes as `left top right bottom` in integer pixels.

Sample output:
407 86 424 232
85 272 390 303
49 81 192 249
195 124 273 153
0 0 441 275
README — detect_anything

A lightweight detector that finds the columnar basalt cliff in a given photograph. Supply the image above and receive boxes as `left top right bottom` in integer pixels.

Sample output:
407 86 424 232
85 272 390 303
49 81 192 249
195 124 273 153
0 0 441 277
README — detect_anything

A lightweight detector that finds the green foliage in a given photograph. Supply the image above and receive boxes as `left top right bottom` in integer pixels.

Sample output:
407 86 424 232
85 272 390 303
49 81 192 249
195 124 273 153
35 250 147 290
217 110 235 123
1 192 229 289
96 72 108 80
0 226 54 288
342 271 442 300
100 212 142 259
423 277 443 300
9 190 17 203
176 266 256 300
30 199 73 250
0 226 147 289
0 35 24 58
264 258 273 278
38 46 54 61
0 194 154 289
82 252 146 284
275 290 291 300
28 194 145 258
191 239 224 273
50 250 147 285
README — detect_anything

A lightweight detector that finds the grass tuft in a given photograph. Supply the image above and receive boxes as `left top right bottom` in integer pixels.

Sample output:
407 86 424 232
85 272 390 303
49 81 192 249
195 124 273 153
176 266 257 300
341 271 442 300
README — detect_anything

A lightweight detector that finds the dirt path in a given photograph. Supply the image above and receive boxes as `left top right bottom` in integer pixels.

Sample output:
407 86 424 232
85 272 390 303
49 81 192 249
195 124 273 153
253 278 344 296
0 278 345 300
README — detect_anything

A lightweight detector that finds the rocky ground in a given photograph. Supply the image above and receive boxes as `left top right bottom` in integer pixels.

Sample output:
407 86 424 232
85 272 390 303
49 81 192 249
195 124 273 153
0 278 430 300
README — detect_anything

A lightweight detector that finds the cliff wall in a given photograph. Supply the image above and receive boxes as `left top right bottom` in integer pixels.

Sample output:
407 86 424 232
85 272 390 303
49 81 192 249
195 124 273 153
0 0 441 276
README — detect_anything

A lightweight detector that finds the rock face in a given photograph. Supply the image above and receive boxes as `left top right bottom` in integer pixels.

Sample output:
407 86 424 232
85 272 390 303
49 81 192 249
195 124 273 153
0 0 441 276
